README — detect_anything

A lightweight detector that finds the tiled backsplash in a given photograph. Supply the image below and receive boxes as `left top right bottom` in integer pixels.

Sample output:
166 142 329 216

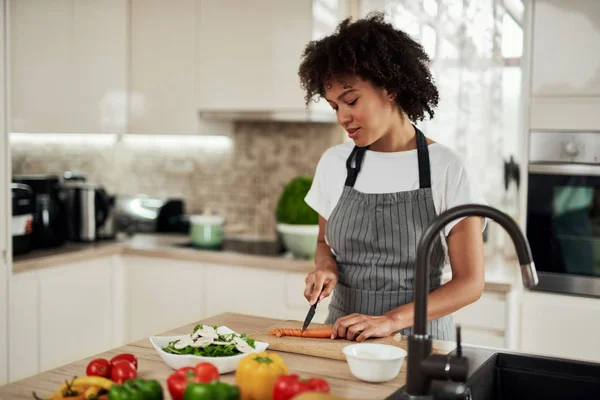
11 122 345 239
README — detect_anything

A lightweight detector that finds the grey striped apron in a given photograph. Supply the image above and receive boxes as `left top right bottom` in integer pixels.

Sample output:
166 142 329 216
324 127 454 341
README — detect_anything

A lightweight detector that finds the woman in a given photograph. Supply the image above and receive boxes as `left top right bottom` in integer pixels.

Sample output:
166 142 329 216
299 13 486 342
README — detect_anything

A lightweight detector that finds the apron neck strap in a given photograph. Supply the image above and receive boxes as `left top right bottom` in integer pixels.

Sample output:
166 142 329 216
415 126 432 189
343 125 432 189
344 145 368 187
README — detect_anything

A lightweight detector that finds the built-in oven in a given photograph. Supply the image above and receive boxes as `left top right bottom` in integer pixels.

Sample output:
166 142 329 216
526 131 600 298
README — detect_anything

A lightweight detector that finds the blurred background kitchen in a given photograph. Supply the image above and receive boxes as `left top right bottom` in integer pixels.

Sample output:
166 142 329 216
1 0 599 386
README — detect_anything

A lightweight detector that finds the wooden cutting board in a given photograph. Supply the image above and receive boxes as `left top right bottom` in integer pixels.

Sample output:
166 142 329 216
250 319 451 361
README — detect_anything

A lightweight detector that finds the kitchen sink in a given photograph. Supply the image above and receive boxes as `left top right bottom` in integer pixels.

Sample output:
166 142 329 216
388 346 600 399
464 350 600 400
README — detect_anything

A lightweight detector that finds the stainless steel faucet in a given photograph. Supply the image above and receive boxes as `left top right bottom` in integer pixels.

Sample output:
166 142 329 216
401 204 539 399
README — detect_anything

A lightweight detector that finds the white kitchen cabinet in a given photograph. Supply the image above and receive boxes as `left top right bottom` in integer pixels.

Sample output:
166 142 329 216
530 0 600 98
124 255 208 342
9 0 127 133
129 0 198 135
451 290 514 349
527 0 600 130
8 271 40 382
38 257 115 372
204 263 288 320
520 291 600 363
195 0 339 120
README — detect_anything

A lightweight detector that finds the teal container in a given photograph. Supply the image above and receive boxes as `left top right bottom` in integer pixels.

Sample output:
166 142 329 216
190 215 225 249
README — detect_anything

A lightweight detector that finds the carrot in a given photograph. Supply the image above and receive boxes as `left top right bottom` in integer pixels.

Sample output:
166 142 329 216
268 327 333 338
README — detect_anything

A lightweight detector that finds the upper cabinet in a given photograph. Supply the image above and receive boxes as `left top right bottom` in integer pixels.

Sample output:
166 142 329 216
10 0 128 134
527 0 600 130
530 0 600 98
8 0 346 133
129 0 198 135
195 0 345 122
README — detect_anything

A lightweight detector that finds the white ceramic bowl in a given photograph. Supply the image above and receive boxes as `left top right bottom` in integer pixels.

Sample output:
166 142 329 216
276 223 319 259
149 326 269 374
342 343 407 383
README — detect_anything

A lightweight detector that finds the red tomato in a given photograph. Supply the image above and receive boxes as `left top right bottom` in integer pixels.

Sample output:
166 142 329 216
110 360 137 384
86 358 111 379
193 362 219 383
110 353 138 370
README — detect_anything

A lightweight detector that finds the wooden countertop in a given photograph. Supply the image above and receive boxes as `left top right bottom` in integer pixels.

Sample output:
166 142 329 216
0 313 457 400
12 234 519 292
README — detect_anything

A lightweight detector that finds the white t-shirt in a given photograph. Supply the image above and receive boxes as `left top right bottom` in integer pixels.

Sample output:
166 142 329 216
305 141 487 239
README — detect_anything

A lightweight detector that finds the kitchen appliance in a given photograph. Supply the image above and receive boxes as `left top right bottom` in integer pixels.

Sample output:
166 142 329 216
12 175 67 248
526 131 600 298
11 183 34 255
115 195 189 234
58 181 111 242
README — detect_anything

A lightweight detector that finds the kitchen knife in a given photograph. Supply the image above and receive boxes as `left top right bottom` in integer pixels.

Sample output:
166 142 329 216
302 300 318 332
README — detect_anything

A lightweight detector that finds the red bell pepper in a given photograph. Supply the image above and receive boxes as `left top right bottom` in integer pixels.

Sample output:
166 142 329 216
167 363 220 400
273 374 330 400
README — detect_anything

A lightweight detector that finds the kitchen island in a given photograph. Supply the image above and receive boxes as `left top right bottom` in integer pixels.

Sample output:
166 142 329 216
0 312 456 400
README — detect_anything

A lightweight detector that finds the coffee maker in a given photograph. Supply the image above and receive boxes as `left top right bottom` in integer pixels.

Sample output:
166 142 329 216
12 175 67 249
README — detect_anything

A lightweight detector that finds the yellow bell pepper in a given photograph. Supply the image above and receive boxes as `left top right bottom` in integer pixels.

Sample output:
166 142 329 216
235 351 289 400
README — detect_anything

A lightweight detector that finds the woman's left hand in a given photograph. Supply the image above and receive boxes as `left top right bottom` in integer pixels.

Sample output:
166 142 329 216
332 313 398 342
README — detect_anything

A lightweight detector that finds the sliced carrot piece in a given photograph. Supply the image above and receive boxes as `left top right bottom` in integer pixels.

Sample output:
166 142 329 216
268 327 333 338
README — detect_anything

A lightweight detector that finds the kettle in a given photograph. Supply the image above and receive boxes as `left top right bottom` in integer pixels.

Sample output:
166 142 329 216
58 181 111 242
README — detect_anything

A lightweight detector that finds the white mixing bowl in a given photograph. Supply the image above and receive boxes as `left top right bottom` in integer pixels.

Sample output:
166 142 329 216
342 343 407 383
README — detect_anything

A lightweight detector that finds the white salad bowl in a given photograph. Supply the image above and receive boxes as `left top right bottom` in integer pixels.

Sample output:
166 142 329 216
149 326 269 374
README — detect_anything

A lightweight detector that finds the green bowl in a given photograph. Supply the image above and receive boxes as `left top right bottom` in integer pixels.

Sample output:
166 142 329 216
276 223 319 260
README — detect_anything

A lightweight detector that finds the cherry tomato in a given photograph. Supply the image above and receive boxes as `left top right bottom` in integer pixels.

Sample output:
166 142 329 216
86 358 111 379
110 360 137 384
110 353 138 370
193 362 219 383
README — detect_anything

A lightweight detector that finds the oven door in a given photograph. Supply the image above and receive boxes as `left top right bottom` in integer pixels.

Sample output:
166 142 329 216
526 163 600 298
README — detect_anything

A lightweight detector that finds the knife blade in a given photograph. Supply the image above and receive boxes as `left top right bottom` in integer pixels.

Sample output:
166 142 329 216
301 301 318 332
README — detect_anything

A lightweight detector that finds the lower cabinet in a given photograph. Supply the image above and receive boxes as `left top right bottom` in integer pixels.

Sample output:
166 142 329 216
9 270 40 382
451 291 512 349
124 255 208 341
204 263 288 320
520 291 600 363
37 257 116 372
9 256 117 380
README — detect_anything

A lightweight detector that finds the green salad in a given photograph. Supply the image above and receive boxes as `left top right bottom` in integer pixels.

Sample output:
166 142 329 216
162 324 256 357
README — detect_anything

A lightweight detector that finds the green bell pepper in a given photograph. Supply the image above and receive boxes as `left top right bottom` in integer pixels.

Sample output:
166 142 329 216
108 379 163 400
183 381 240 400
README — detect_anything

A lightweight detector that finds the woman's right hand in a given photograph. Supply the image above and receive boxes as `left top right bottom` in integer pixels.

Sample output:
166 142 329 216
304 264 338 305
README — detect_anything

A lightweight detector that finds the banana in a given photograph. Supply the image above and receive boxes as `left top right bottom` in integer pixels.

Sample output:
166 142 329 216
84 385 101 400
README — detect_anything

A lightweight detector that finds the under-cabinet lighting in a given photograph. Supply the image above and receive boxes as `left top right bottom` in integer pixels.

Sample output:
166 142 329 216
10 133 234 151
122 134 233 150
10 132 118 146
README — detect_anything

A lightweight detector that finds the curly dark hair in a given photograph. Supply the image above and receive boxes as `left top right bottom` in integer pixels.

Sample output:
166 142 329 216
298 12 439 122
